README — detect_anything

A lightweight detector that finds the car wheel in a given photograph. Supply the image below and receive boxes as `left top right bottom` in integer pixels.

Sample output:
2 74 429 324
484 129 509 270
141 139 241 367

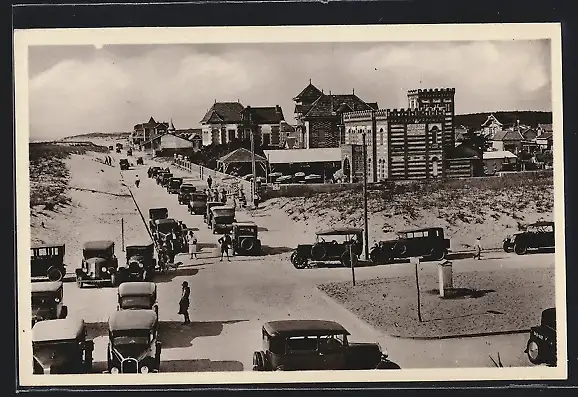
252 351 267 371
47 267 63 281
369 248 381 264
240 238 255 252
526 339 543 364
310 244 327 261
514 242 527 255
503 241 513 253
429 247 446 261
375 359 401 370
291 252 308 269
393 242 407 257
340 252 353 267
76 275 83 288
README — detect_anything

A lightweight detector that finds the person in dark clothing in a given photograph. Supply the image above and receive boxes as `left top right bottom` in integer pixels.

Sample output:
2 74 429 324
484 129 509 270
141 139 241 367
218 232 232 262
221 188 228 204
207 175 213 190
178 281 191 324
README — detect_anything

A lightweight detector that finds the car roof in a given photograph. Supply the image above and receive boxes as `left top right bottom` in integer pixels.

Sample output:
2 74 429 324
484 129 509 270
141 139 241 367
33 318 85 342
263 320 350 336
170 177 183 180
528 221 554 227
31 281 62 293
316 228 363 236
181 183 195 188
233 221 257 227
31 244 64 250
397 227 444 233
118 282 156 296
83 240 114 250
126 242 154 250
212 206 235 211
108 309 157 332
155 218 177 225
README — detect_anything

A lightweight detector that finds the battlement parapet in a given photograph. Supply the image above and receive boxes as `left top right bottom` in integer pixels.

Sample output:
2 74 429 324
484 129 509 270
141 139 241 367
407 88 456 96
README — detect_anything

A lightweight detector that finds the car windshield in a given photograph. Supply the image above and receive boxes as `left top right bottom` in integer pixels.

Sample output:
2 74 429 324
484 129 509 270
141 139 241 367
170 181 181 187
236 226 256 235
316 234 354 244
181 186 195 193
34 341 76 363
157 223 176 234
120 296 152 309
213 209 235 218
112 330 151 346
84 249 110 259
32 293 58 307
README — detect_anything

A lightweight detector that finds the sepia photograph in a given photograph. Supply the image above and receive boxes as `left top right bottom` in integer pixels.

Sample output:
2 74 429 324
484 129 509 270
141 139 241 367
14 23 566 386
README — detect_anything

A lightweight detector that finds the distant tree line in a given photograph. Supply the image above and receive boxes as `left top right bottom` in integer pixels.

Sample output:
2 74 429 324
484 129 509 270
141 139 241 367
455 111 552 130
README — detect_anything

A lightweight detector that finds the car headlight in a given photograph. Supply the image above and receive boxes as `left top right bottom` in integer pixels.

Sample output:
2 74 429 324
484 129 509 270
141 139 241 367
54 297 60 303
139 263 144 268
101 266 107 272
110 367 119 374
140 365 149 374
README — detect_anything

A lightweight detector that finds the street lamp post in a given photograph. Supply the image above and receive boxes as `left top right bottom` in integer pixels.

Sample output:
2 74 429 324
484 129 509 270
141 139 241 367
247 107 257 208
362 131 369 260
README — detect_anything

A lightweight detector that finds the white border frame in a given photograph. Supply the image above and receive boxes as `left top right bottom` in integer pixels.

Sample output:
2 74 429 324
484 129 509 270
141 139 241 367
14 23 567 387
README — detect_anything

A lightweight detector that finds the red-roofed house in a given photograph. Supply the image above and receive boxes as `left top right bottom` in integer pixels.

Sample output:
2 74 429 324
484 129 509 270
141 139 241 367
293 81 377 149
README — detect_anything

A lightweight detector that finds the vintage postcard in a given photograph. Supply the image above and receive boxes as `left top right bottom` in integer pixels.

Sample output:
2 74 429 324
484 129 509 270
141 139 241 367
14 23 566 387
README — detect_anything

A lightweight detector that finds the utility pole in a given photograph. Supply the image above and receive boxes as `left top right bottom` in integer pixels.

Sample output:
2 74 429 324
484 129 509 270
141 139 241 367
362 131 369 260
248 107 257 208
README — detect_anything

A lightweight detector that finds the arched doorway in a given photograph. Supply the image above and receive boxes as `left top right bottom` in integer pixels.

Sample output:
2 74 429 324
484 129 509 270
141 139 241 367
432 156 439 178
343 157 351 183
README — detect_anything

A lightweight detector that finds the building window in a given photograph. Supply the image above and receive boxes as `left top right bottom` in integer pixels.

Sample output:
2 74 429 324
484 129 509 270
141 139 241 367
228 129 236 142
262 133 271 147
380 128 384 145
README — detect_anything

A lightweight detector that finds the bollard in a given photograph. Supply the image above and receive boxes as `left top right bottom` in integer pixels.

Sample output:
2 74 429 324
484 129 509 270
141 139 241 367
438 259 453 297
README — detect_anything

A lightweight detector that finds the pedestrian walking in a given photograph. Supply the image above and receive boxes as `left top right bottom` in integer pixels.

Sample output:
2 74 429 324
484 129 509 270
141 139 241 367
221 188 228 204
178 281 191 325
218 232 232 262
188 230 198 260
473 237 483 260
135 174 140 188
207 175 213 190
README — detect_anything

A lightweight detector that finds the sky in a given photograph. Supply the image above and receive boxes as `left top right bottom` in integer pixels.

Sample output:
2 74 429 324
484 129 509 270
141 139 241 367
28 40 552 141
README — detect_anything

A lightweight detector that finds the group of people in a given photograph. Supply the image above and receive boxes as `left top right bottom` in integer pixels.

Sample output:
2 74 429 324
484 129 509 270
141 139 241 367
103 155 113 166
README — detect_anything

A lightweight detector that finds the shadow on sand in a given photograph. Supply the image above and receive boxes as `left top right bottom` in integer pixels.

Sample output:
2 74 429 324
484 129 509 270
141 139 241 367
161 359 244 372
159 320 249 349
260 245 294 256
153 267 200 283
86 321 110 340
426 288 496 300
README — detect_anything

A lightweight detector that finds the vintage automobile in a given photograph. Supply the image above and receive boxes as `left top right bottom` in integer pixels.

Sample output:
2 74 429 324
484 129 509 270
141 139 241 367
290 228 363 269
33 318 94 374
119 158 130 170
127 148 133 156
210 206 236 234
31 281 68 327
188 191 208 215
148 166 162 178
31 244 66 282
106 309 161 374
116 143 123 150
205 201 225 225
116 147 121 153
153 218 179 242
252 320 400 371
231 222 262 255
119 243 156 282
503 221 555 255
167 177 184 194
76 240 120 288
108 145 114 150
369 227 450 264
525 307 557 366
117 282 158 316
159 172 174 188
136 157 144 165
148 207 169 233
155 170 169 185
177 183 197 204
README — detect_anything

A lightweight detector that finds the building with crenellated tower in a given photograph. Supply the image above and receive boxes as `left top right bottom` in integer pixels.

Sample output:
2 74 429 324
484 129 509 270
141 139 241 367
340 87 466 182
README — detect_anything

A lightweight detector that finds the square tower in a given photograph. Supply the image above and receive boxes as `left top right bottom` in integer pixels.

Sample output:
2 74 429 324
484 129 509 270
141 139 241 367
407 88 456 151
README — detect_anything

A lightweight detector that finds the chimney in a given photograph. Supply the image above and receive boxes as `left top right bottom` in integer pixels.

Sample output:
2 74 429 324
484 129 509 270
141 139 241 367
353 88 355 95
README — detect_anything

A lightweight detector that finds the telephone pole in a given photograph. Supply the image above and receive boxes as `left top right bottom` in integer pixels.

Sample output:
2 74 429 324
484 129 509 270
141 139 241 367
362 131 369 260
248 107 257 208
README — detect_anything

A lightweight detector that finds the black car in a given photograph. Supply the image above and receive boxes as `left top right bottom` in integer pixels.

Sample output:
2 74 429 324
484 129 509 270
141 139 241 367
119 159 130 170
177 183 197 204
167 177 184 194
525 308 556 365
31 244 66 282
370 227 450 264
147 166 161 178
503 221 555 255
290 228 363 269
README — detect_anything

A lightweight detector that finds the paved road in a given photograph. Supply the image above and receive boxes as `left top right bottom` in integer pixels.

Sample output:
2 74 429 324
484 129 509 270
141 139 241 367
63 150 555 372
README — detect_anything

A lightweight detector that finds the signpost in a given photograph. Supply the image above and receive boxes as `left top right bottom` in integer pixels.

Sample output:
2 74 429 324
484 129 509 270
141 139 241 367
411 257 423 322
349 243 356 286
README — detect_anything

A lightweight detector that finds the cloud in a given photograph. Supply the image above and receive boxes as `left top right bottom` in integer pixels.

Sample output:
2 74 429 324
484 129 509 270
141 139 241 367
28 40 552 140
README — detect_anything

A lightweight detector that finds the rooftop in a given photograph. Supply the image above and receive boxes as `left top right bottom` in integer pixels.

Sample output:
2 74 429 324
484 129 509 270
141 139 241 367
263 320 350 336
264 148 341 164
200 102 245 124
